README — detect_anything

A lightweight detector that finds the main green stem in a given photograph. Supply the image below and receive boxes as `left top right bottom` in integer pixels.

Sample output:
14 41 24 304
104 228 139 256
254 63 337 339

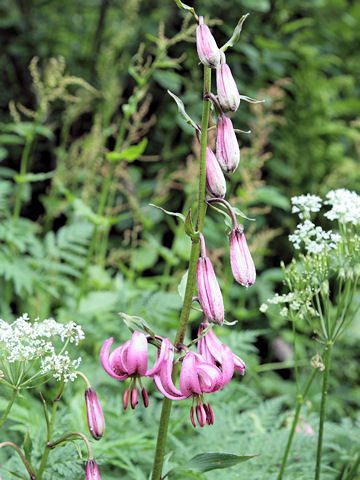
0 388 17 429
36 385 64 480
151 65 211 480
277 368 317 480
315 342 333 480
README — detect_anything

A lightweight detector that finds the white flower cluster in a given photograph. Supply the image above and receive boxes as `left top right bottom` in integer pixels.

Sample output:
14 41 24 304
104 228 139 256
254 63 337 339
0 314 84 382
289 220 341 254
40 353 82 382
324 189 360 225
291 194 322 219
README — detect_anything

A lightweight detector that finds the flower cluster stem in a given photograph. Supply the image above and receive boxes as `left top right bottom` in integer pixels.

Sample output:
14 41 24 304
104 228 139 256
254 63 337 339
0 388 17 429
277 368 317 480
36 383 64 480
315 342 333 480
151 64 211 480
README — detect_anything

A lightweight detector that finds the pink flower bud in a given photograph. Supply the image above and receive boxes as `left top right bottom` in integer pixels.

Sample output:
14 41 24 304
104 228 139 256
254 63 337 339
230 228 256 287
216 115 240 173
196 16 221 68
197 256 225 325
206 147 226 198
216 63 240 112
85 388 105 440
85 460 101 480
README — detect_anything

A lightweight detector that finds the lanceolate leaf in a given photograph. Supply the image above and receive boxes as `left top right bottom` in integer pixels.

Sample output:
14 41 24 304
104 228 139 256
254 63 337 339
172 0 197 19
167 90 198 130
185 452 258 473
106 138 148 163
221 14 250 52
149 203 185 222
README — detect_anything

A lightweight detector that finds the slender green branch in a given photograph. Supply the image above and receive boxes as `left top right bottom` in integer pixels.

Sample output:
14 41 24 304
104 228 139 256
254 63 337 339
277 368 317 480
0 441 36 479
0 388 17 429
36 382 64 480
151 64 212 480
315 342 333 480
49 431 93 459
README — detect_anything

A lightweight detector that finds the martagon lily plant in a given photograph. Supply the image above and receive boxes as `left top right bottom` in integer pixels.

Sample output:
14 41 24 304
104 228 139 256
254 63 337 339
99 2 263 479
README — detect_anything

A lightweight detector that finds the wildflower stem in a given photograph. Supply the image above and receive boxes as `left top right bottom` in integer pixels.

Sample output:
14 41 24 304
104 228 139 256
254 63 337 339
0 388 17 429
315 342 333 480
48 431 93 459
206 197 238 228
36 382 64 480
0 442 36 479
151 64 211 480
277 368 317 480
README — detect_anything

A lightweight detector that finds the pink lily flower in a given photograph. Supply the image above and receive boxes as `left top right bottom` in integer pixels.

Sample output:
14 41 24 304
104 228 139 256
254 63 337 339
230 227 256 287
100 331 153 409
197 321 246 376
153 349 224 427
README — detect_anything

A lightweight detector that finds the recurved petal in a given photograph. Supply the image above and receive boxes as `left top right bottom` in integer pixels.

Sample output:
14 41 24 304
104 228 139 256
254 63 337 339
126 331 148 376
100 338 128 380
179 352 202 396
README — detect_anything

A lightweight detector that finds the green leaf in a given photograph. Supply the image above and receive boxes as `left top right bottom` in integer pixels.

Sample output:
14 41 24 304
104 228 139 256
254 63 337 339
23 427 33 465
221 14 250 52
167 90 198 130
172 0 197 17
177 270 188 301
0 133 25 145
14 171 54 184
185 452 258 473
184 209 199 239
149 203 185 222
106 138 148 163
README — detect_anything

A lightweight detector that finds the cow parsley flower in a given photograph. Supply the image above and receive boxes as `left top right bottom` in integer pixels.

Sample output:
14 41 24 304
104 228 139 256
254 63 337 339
0 314 84 385
324 188 360 225
291 194 322 219
289 220 340 253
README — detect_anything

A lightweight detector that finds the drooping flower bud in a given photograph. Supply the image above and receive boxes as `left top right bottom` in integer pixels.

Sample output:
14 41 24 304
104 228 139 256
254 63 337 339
85 388 105 440
216 115 240 173
197 256 225 325
206 147 226 198
85 460 101 480
230 228 256 287
216 63 241 112
196 16 221 68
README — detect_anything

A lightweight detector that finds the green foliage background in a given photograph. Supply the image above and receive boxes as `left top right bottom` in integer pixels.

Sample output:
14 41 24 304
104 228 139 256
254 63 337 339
0 0 359 478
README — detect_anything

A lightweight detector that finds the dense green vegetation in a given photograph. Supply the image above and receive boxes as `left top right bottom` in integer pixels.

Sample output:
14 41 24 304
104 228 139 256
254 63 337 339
0 0 359 479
